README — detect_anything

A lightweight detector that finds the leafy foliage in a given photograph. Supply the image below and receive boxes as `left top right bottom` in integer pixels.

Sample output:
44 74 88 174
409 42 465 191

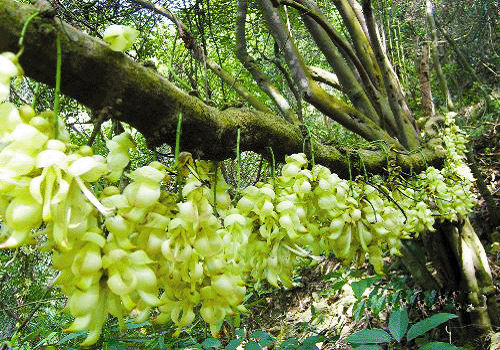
347 308 459 349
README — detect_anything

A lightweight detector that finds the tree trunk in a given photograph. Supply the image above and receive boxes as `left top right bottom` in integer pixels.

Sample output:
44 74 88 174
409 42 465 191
418 42 435 117
425 0 454 110
404 218 498 339
466 144 500 231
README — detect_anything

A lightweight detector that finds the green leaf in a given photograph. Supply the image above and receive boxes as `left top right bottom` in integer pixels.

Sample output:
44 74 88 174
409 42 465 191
388 309 409 342
250 330 275 347
388 291 401 307
353 300 366 322
235 328 246 338
354 345 383 350
125 321 150 329
419 342 460 350
351 276 381 299
21 328 43 342
58 332 85 344
302 335 324 345
297 335 324 350
370 295 386 316
245 341 262 350
202 338 222 349
347 329 392 344
407 314 458 341
279 338 299 349
234 313 241 328
226 338 243 350
331 280 345 291
108 340 126 350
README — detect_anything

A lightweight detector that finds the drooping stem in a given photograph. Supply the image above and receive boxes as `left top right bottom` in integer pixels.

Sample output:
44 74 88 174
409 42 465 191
16 11 39 58
129 0 272 114
362 0 420 149
174 112 182 165
175 112 183 194
268 146 276 187
236 128 241 195
53 33 62 138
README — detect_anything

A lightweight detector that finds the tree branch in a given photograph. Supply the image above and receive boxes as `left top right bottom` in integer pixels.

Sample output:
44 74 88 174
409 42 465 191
307 65 341 90
362 0 421 149
258 0 400 147
128 0 271 114
235 0 299 124
0 0 444 178
289 0 399 136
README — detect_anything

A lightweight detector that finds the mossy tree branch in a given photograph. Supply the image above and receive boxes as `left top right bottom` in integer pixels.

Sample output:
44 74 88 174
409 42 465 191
0 0 444 178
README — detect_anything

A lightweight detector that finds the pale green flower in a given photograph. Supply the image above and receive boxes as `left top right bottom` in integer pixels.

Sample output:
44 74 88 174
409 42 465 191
103 25 139 52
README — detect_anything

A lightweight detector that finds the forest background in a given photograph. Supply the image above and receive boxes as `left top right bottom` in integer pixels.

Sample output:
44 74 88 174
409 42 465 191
0 0 498 349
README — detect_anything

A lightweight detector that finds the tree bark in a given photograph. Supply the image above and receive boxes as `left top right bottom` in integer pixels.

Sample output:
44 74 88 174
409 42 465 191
425 0 454 111
235 0 299 124
418 42 435 117
429 219 498 335
0 0 444 178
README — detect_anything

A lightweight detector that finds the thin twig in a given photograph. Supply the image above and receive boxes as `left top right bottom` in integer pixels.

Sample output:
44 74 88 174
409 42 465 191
88 106 111 146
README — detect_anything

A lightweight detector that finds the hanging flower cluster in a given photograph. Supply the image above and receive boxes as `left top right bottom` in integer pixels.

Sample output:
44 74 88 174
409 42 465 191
0 52 22 102
0 52 476 345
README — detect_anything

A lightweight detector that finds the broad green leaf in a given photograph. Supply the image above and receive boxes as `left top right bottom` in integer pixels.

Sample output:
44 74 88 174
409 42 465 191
407 314 458 341
419 342 460 350
370 294 386 316
354 345 383 350
202 337 222 349
388 309 409 342
226 338 243 350
347 329 392 344
298 335 324 350
351 276 381 299
250 330 275 347
245 341 262 350
302 335 324 346
279 338 299 349
235 328 246 338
